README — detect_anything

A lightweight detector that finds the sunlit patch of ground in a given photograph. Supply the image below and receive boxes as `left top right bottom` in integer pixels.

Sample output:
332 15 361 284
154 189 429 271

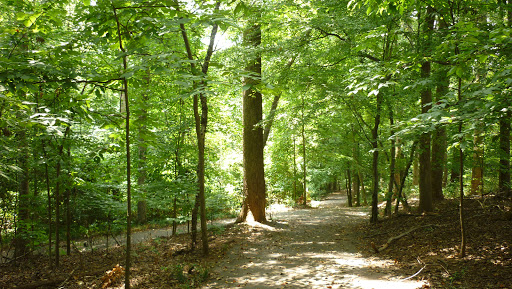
202 193 428 289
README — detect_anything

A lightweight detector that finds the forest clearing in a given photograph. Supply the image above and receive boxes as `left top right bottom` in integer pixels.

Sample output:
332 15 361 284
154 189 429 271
1 0 512 288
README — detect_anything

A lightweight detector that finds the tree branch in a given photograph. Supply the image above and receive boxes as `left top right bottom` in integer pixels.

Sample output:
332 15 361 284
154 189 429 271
314 27 347 41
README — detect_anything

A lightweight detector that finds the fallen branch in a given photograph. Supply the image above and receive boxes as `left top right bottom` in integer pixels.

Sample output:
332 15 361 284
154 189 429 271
371 224 445 253
401 257 426 281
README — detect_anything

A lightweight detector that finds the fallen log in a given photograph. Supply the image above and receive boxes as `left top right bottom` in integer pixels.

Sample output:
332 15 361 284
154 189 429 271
371 224 445 253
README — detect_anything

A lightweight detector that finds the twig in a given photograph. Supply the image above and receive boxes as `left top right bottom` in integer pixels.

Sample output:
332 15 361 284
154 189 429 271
401 257 426 281
58 268 76 287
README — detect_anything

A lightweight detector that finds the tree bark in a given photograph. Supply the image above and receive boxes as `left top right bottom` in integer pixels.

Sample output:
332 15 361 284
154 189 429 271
370 92 382 223
418 6 434 213
14 127 30 259
177 1 220 254
137 70 149 225
470 126 484 195
499 115 511 197
385 108 395 216
54 126 70 267
456 76 467 258
242 18 266 222
41 139 52 268
346 169 352 207
113 6 132 287
432 68 448 201
395 142 418 214
498 0 511 198
301 95 307 207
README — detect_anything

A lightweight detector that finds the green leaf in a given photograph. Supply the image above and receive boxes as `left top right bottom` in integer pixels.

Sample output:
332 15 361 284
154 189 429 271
120 71 134 79
24 13 42 28
242 84 252 91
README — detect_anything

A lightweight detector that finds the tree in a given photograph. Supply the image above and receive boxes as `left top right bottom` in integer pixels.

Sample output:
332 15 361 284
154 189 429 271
418 5 435 213
177 0 221 255
242 13 266 222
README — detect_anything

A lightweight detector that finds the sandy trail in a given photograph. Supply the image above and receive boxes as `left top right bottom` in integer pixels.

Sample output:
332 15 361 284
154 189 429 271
202 193 428 289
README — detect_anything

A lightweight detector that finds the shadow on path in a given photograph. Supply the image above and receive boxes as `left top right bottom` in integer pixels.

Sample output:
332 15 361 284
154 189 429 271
202 193 428 289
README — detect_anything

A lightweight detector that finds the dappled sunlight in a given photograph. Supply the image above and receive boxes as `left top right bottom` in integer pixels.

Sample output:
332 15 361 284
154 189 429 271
203 193 428 289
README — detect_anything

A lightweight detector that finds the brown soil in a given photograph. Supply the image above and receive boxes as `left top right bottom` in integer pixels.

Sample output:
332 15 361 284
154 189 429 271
356 196 512 289
1 193 509 289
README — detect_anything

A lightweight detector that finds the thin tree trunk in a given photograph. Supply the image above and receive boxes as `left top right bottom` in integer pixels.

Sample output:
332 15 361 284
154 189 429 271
301 95 307 207
354 172 361 207
15 127 30 259
65 146 71 256
470 126 484 195
66 187 72 255
293 137 298 202
137 70 150 225
346 169 352 207
360 170 367 206
450 148 461 183
432 125 447 200
177 1 220 254
42 140 52 268
113 6 132 288
385 108 395 216
499 0 512 198
412 153 419 186
54 126 70 267
395 141 418 214
431 18 449 202
457 76 466 258
370 92 382 223
499 115 511 197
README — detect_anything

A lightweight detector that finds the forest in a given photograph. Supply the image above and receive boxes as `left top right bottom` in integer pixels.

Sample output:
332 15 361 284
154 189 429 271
1 0 511 288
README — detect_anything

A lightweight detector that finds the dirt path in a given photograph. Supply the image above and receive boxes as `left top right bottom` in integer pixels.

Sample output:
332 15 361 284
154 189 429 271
202 193 428 289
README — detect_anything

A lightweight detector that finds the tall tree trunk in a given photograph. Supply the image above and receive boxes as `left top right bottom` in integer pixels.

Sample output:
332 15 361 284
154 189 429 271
412 153 419 186
450 147 461 183
370 92 382 223
42 139 52 268
354 172 360 207
346 169 352 207
360 170 367 206
385 108 395 216
66 187 72 255
242 18 266 222
352 141 361 207
418 6 434 213
177 1 219 254
432 68 448 201
65 147 71 256
293 137 297 201
499 115 511 197
457 76 467 258
301 95 307 207
470 126 484 195
113 7 132 287
395 142 418 214
14 126 29 259
137 70 149 225
54 126 70 267
498 0 511 198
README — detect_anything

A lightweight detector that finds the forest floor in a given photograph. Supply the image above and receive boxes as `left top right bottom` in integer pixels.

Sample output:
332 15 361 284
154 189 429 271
1 192 511 289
